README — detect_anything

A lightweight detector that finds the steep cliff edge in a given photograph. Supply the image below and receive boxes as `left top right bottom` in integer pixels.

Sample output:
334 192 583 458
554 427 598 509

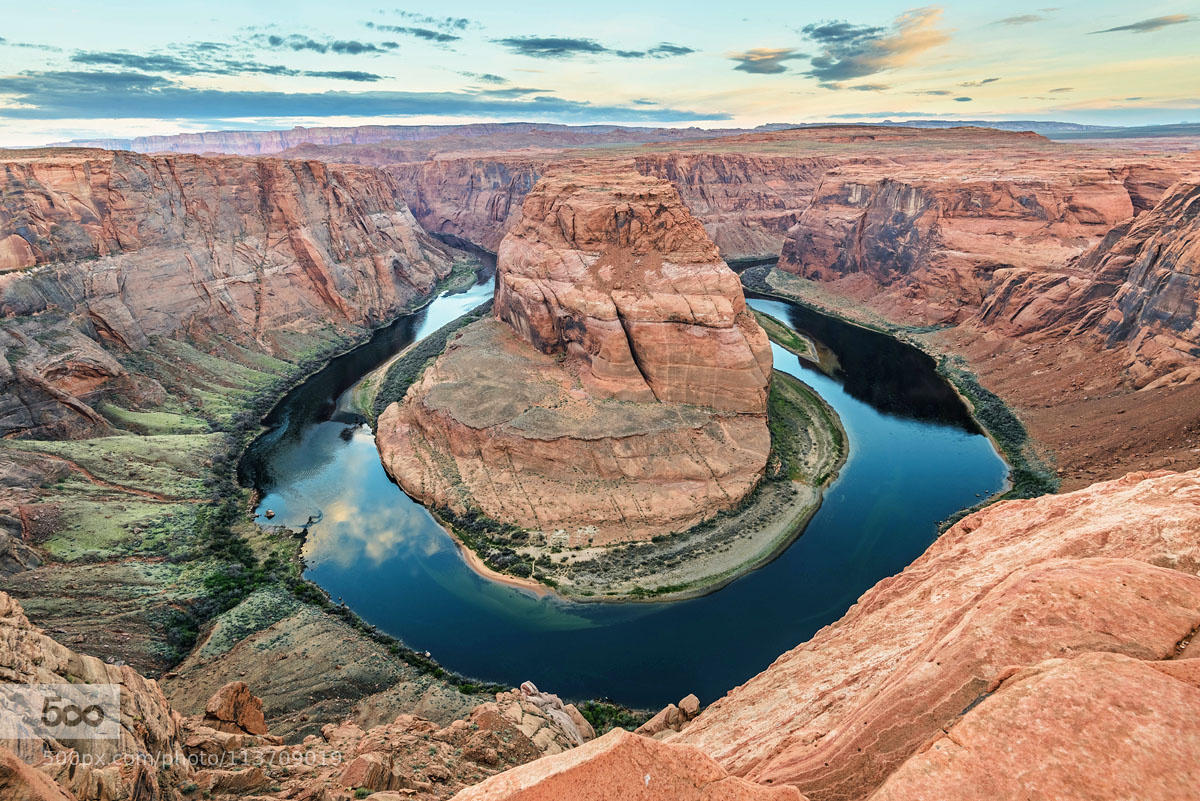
670 468 1200 800
377 170 774 551
0 148 476 721
0 148 459 438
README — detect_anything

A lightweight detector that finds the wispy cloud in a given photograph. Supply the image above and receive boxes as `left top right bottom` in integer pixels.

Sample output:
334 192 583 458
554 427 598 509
849 83 891 91
365 22 459 43
993 14 1047 26
263 34 397 54
802 7 951 87
494 36 695 59
460 71 508 84
0 69 727 123
1089 14 1193 34
70 49 384 81
959 77 1000 87
391 10 474 32
728 48 808 74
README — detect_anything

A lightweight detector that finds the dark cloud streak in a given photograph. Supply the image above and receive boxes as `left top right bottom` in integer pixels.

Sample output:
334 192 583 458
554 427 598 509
365 22 459 43
69 50 384 81
494 36 694 59
0 69 727 123
728 48 807 74
1089 14 1193 34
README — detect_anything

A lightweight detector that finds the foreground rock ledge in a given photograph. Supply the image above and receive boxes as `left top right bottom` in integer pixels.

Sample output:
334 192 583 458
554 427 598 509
378 169 773 544
673 467 1200 801
450 728 803 801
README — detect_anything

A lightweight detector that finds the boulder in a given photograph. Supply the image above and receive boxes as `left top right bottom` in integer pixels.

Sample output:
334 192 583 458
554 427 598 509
203 681 269 736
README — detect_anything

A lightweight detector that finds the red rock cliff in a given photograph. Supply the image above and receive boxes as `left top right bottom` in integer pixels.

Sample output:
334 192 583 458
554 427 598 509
671 468 1200 800
494 170 772 413
0 148 457 437
978 181 1200 388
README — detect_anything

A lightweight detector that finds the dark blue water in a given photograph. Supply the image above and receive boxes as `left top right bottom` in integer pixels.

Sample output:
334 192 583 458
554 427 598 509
241 276 1007 709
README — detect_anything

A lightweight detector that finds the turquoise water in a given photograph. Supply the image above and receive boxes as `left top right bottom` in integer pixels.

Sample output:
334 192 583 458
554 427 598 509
242 275 1007 708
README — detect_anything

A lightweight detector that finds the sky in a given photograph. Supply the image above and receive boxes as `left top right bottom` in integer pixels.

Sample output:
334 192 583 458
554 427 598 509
0 1 1197 145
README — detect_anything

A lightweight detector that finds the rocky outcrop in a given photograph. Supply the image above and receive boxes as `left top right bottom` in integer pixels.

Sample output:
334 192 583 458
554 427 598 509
634 693 701 739
777 164 1182 323
0 589 591 801
494 170 772 412
202 681 269 736
978 181 1200 388
0 148 457 436
0 590 191 799
378 170 772 543
672 468 1200 800
450 728 803 801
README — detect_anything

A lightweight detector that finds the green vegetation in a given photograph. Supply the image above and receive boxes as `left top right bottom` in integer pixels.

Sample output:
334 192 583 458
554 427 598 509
371 299 494 420
752 308 817 360
768 372 844 484
938 356 1059 502
577 700 654 734
98 402 210 434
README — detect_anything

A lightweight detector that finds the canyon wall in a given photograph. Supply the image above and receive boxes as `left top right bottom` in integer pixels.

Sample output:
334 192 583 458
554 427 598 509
0 149 458 437
377 169 772 544
632 153 835 260
55 122 763 157
978 181 1200 388
392 153 834 261
777 162 1187 323
391 157 543 252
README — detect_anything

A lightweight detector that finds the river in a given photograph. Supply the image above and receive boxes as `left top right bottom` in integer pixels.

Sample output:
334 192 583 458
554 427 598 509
240 269 1007 709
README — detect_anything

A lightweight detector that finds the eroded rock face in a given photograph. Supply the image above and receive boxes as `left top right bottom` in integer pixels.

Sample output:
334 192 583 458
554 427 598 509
777 165 1164 323
203 681 269 736
978 182 1200 388
870 652 1200 801
379 170 771 543
0 590 191 800
673 468 1200 800
0 149 456 436
494 170 771 413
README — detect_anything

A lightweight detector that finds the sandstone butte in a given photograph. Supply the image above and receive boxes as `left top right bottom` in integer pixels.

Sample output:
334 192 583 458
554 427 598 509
3 468 1199 801
376 169 773 544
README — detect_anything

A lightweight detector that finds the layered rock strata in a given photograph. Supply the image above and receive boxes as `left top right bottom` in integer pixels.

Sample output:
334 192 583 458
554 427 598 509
978 181 1200 387
378 171 772 544
0 148 458 437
